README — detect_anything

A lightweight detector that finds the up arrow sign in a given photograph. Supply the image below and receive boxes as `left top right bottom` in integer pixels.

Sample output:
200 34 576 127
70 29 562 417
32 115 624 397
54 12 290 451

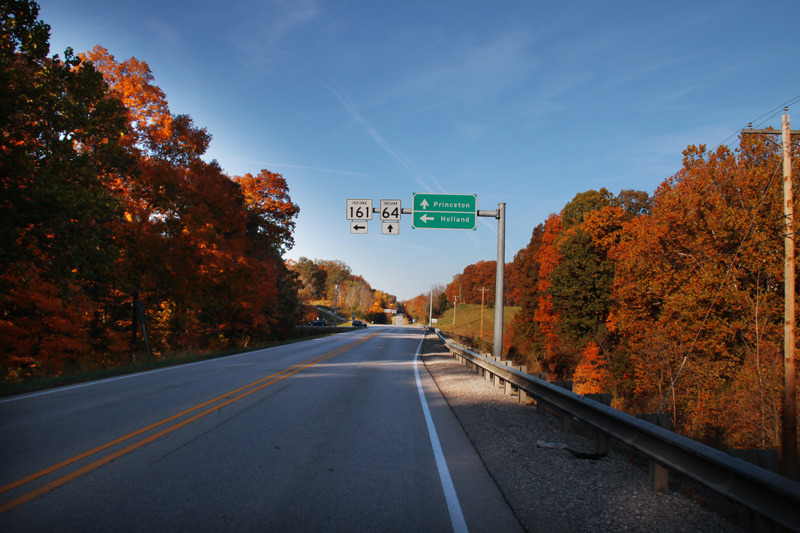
381 221 399 235
420 199 430 210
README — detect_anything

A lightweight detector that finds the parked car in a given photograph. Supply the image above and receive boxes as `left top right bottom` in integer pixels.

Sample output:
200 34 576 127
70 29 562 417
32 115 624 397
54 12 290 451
308 319 328 326
352 320 367 328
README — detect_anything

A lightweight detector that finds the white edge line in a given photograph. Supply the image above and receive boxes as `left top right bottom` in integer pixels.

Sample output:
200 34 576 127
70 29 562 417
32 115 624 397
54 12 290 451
414 332 469 533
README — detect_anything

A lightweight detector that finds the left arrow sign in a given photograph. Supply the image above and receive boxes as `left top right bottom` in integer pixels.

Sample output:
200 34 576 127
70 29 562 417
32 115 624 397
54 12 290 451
350 221 368 234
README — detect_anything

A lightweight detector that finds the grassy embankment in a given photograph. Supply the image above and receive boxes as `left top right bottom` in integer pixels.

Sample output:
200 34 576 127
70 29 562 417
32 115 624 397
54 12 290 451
433 303 520 353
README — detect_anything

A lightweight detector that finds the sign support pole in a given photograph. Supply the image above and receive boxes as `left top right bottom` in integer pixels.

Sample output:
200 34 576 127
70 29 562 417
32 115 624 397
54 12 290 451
479 203 506 358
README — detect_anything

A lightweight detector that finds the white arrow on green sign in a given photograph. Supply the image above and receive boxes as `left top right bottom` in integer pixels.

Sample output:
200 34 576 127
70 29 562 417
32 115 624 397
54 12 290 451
412 193 477 230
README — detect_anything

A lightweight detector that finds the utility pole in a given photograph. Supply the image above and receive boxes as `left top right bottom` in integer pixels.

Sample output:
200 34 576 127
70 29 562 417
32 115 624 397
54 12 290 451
429 288 433 327
453 295 458 335
334 284 338 327
478 286 490 341
744 108 799 479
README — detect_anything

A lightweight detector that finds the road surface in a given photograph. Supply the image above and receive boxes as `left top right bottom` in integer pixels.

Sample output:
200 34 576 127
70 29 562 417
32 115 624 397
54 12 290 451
0 326 521 532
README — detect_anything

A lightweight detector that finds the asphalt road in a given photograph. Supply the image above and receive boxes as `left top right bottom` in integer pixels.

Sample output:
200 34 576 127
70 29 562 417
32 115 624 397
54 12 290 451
0 326 522 532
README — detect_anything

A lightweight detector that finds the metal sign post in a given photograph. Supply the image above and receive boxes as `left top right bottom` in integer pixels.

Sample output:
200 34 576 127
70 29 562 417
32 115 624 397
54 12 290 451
477 203 506 358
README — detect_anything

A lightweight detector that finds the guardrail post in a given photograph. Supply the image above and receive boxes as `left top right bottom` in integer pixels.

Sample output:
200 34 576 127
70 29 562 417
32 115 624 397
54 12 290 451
584 393 612 406
536 398 546 416
650 461 669 492
552 380 574 392
637 413 672 492
560 408 572 433
595 429 609 457
518 388 528 404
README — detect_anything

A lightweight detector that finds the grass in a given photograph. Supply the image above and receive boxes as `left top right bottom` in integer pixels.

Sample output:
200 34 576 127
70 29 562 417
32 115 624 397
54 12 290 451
434 303 520 342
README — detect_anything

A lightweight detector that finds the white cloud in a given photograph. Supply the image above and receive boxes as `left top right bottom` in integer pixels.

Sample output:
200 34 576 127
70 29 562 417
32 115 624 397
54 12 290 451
387 32 539 108
228 0 318 67
323 83 437 192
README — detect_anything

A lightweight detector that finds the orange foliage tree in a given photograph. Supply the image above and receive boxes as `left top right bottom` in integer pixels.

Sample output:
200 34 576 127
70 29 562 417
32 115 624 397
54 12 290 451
1 6 304 382
609 140 794 447
573 342 611 395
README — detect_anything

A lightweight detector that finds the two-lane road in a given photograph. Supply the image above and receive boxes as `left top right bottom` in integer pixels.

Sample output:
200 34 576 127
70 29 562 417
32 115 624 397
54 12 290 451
0 327 521 532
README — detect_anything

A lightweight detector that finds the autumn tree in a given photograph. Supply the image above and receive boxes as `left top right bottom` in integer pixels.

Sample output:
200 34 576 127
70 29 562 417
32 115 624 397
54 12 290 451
80 46 301 354
506 223 545 365
235 170 300 255
609 140 794 447
445 261 496 305
1 1 131 377
292 257 326 300
531 214 567 376
573 342 611 395
402 284 446 325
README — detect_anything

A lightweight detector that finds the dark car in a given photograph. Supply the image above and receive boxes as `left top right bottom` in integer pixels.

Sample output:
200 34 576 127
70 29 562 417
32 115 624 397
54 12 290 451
352 320 367 328
308 319 328 326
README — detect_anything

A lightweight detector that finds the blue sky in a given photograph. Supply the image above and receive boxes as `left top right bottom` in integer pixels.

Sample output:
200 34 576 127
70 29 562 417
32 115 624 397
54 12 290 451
40 1 800 300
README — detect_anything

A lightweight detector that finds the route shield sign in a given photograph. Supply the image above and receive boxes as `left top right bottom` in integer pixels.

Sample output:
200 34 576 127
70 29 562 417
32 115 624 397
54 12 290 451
379 199 402 221
412 193 477 230
346 199 373 220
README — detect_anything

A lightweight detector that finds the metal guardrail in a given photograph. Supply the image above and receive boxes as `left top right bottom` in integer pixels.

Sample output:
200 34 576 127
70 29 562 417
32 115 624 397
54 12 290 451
433 330 800 532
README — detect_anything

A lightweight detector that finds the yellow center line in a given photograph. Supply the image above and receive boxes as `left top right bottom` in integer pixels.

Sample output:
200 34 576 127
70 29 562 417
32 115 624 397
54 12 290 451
0 331 379 514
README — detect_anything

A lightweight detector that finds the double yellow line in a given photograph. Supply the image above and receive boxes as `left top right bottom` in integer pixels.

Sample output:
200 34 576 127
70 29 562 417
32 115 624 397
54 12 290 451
0 331 378 514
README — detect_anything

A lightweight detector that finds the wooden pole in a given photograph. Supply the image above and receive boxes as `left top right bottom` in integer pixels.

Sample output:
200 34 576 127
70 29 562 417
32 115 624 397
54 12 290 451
453 295 457 335
429 289 433 326
479 286 489 341
782 110 797 479
743 114 800 478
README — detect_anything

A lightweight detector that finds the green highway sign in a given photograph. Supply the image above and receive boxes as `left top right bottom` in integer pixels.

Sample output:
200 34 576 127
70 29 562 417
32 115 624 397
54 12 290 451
412 193 477 230
413 193 476 213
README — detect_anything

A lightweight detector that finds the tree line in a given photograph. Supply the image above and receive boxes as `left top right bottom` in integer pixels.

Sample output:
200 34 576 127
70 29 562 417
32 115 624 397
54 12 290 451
1 1 302 381
289 257 398 324
405 138 798 451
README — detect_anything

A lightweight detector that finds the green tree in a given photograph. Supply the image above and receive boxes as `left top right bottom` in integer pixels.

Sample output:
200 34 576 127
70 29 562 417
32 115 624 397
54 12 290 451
1 0 131 377
561 188 612 229
549 227 613 344
1 0 129 280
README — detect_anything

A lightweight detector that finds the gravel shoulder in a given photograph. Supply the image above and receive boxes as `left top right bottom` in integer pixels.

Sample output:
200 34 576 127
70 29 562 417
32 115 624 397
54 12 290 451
419 336 745 533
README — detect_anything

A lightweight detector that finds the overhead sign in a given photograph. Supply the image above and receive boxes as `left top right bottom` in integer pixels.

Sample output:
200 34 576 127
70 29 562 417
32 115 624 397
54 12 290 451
379 199 402 221
412 193 477 230
346 199 373 220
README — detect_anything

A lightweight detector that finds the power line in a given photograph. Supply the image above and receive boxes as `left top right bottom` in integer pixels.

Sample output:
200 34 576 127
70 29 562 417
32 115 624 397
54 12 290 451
658 154 784 413
715 93 800 149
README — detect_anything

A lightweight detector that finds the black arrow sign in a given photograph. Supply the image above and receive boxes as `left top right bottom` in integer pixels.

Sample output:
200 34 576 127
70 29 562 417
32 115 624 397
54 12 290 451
387 224 394 233
353 224 366 231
